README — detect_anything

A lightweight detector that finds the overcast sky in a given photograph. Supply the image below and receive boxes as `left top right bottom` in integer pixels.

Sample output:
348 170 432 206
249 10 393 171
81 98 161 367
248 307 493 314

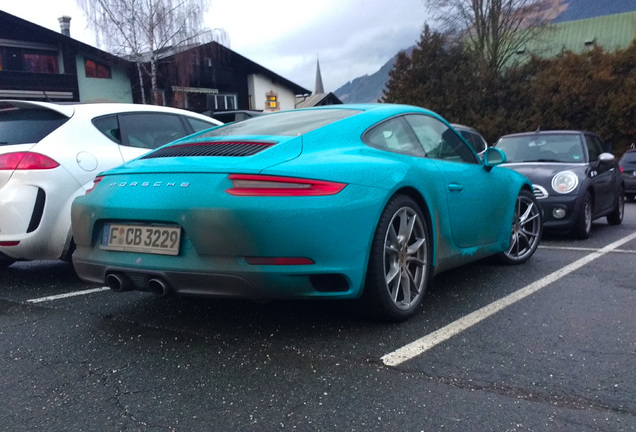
0 0 430 92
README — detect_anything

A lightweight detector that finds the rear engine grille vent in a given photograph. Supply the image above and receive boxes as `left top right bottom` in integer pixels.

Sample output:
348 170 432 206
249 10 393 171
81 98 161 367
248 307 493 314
142 141 275 158
532 184 549 200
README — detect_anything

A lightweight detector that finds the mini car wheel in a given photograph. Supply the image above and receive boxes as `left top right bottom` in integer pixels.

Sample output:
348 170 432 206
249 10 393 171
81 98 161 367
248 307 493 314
362 195 431 322
498 189 543 264
607 188 624 225
573 191 593 239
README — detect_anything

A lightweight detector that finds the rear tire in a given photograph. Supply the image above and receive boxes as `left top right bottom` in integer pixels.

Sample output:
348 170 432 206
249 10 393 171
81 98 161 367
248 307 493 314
0 253 16 269
498 189 543 265
362 195 431 322
573 192 593 239
607 189 624 225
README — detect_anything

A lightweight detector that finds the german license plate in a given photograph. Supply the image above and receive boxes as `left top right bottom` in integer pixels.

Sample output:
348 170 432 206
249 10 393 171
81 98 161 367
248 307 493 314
101 223 181 255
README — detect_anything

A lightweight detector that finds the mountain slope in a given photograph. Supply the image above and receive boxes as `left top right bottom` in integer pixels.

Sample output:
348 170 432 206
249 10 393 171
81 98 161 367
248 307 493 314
334 54 399 103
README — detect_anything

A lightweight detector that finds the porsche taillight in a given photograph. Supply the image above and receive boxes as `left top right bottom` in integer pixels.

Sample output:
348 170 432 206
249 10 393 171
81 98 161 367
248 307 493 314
226 174 346 196
0 152 59 170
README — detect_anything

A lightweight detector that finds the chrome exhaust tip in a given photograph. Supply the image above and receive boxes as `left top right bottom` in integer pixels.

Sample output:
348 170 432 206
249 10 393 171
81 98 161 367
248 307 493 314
147 278 170 297
105 273 132 292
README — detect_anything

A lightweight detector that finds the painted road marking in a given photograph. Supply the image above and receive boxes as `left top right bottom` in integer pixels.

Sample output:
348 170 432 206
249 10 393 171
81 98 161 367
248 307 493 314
381 232 636 367
539 245 636 253
27 287 110 304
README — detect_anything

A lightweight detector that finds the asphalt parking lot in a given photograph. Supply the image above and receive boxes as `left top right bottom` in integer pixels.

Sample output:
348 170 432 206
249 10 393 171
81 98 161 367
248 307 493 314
1 204 635 431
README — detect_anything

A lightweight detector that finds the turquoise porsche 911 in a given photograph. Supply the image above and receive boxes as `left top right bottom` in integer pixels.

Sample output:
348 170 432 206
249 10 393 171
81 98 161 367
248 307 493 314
71 104 542 321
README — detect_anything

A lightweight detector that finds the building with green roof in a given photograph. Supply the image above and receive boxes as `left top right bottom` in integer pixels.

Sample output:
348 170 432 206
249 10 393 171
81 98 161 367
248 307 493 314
515 11 636 62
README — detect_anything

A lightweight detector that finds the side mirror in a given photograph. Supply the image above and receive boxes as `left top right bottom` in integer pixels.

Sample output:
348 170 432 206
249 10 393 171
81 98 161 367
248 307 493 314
598 152 615 164
483 147 506 170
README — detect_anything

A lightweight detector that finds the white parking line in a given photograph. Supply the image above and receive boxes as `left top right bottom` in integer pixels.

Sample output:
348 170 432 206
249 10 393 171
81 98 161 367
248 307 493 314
381 232 636 367
539 245 636 253
27 287 110 304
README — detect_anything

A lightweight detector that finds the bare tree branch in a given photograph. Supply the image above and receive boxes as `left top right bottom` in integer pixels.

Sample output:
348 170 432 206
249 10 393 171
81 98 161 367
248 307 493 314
426 0 567 72
76 0 226 104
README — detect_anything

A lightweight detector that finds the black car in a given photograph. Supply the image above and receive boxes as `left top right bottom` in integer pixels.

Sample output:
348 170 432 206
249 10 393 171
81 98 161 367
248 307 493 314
207 110 264 123
618 148 636 201
452 123 489 154
495 130 624 239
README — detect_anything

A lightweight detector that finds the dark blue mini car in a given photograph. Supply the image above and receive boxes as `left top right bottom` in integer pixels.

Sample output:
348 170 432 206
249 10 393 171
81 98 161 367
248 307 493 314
496 130 624 239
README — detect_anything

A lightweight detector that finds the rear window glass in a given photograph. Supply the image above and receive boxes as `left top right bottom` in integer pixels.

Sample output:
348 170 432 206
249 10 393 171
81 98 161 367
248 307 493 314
186 117 218 132
620 151 636 162
120 113 188 149
196 108 360 138
0 106 68 145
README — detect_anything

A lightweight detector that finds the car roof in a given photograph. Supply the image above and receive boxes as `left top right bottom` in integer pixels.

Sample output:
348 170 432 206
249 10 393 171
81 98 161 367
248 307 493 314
499 130 594 139
0 99 221 125
451 123 481 133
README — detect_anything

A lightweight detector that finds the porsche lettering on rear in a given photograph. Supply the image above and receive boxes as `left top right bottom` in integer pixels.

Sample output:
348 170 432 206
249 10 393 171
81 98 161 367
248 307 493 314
109 181 190 188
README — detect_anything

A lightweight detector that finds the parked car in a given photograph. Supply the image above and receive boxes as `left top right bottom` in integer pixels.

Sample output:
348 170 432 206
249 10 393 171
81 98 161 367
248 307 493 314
452 123 489 154
71 104 542 322
206 110 264 123
618 147 636 201
0 100 221 267
495 130 624 239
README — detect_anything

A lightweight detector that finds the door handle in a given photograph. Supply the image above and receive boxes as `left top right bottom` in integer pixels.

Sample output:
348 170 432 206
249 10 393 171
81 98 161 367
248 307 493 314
448 183 464 192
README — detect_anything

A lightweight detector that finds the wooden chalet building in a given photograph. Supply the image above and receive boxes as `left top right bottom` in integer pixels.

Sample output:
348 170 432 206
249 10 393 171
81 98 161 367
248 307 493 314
0 10 311 114
0 10 133 103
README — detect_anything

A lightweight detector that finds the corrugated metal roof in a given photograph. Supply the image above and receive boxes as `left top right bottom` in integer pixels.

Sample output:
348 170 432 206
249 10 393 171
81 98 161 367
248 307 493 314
525 11 636 58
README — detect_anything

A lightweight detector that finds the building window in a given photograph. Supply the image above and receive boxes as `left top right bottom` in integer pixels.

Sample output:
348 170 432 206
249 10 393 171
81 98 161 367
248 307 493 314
265 91 279 111
207 93 237 110
0 47 59 73
23 51 59 73
85 59 111 78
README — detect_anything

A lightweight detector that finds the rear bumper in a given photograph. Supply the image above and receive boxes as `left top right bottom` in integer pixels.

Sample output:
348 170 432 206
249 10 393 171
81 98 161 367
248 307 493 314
73 256 359 299
0 170 80 260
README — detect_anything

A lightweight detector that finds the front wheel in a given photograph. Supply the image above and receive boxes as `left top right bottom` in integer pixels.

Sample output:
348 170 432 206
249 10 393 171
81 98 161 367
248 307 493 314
362 195 431 322
573 192 593 239
498 189 543 265
607 189 624 225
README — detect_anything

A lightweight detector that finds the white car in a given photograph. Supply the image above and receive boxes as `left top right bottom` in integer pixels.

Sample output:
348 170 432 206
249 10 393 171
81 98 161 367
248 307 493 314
0 100 221 267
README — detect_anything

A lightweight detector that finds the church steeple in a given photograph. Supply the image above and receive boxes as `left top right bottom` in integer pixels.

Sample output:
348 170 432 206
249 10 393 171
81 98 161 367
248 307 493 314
314 57 324 94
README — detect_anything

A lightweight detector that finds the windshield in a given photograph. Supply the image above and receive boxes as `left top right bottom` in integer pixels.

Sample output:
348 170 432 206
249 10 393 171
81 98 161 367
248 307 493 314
496 134 585 163
196 108 360 138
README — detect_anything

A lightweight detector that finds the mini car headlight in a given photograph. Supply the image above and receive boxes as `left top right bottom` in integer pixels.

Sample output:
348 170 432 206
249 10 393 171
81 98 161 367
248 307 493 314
551 171 579 194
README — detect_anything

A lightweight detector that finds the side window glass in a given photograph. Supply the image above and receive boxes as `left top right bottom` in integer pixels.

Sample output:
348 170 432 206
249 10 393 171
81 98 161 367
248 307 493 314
92 115 121 144
459 131 485 153
119 113 188 149
363 117 422 155
186 117 217 132
405 115 478 163
594 136 610 154
471 132 488 153
585 135 601 162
